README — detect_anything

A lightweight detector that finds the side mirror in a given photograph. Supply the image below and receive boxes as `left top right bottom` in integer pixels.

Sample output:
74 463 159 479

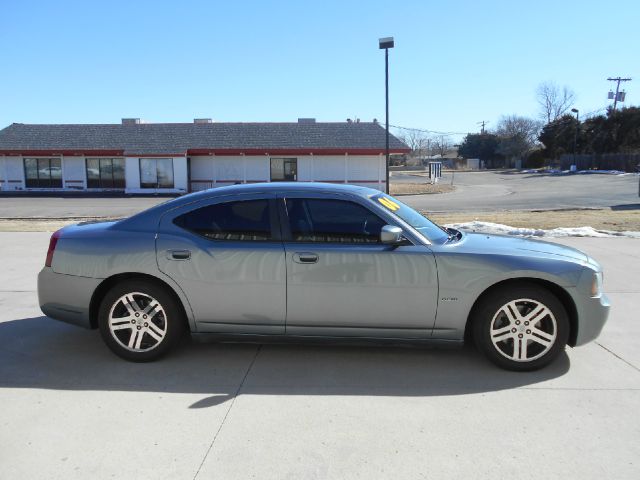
380 225 404 245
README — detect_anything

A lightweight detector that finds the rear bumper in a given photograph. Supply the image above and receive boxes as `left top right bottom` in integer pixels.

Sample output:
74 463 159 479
38 267 102 329
573 293 611 346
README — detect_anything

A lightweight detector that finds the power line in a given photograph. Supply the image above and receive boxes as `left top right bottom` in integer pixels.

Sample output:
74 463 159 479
389 124 468 136
579 107 607 118
391 106 610 139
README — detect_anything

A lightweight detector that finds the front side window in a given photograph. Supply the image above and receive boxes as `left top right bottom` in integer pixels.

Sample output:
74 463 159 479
285 198 386 243
86 158 125 188
174 199 273 241
140 158 174 188
24 158 62 188
271 158 297 181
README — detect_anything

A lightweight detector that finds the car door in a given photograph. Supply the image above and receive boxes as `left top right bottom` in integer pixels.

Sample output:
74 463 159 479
279 192 438 338
156 193 286 334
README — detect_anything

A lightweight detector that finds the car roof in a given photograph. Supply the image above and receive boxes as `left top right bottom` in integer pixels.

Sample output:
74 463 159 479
177 182 380 204
118 182 383 229
208 181 376 195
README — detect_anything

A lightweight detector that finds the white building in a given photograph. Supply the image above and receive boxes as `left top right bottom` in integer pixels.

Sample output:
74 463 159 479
0 119 409 194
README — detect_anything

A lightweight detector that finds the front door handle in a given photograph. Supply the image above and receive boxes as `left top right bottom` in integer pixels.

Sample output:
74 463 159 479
293 252 319 264
167 249 191 260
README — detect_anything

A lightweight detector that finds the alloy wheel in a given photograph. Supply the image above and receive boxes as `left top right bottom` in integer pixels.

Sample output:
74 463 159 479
108 292 167 352
490 298 557 362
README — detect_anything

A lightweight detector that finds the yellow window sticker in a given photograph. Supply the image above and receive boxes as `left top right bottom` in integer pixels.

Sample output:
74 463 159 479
378 196 400 211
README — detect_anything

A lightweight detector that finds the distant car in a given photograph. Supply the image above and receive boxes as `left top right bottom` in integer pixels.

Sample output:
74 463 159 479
38 183 610 370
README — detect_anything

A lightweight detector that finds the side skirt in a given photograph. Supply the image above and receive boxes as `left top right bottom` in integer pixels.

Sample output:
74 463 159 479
189 332 464 348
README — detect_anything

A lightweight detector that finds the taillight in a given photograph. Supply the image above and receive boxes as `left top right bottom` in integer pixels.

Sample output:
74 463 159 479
45 230 62 267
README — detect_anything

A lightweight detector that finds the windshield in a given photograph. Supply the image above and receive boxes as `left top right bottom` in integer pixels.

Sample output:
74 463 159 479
371 193 450 244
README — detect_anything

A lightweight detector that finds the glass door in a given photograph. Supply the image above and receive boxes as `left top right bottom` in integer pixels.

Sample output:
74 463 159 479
270 158 297 181
140 158 174 188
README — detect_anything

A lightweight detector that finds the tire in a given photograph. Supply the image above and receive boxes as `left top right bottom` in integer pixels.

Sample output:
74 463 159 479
472 283 569 371
98 280 185 362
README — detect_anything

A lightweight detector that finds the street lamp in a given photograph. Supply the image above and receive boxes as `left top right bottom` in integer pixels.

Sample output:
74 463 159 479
379 36 394 194
571 108 579 167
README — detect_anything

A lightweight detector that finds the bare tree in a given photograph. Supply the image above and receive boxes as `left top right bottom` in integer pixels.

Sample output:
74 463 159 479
536 81 576 123
397 130 432 157
431 136 452 157
495 115 542 162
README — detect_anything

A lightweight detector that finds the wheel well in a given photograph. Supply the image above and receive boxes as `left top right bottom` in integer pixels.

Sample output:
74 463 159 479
88 273 190 330
464 278 578 347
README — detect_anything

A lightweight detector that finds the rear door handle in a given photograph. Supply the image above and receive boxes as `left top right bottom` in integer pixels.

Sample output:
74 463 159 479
167 249 191 260
293 252 319 264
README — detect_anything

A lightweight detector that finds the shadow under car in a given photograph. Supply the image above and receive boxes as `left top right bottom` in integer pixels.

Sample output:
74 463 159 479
0 316 570 408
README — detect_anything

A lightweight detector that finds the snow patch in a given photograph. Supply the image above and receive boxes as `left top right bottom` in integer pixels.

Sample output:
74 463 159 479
519 168 638 176
446 221 640 239
576 169 630 176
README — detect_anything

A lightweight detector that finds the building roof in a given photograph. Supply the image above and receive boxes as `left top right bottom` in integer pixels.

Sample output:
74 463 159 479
0 122 410 156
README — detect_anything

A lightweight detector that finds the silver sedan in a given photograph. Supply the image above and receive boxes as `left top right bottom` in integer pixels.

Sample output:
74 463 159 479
37 183 610 370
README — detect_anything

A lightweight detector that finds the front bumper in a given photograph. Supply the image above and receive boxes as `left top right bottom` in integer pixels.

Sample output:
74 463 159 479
38 267 102 329
573 292 611 346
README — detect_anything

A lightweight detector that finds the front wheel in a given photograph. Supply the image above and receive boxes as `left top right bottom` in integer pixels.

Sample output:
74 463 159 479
472 284 569 371
98 280 185 362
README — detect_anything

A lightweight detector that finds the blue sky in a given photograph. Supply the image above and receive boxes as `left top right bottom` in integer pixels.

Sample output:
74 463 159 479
1 0 638 141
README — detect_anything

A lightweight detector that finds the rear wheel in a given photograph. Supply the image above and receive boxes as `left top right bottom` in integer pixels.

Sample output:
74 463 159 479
98 280 185 362
472 284 569 371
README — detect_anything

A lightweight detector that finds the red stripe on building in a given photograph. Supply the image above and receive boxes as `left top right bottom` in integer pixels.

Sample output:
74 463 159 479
124 153 187 157
0 150 124 156
186 148 408 156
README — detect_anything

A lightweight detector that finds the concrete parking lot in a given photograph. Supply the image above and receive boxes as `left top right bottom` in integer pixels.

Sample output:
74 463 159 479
0 232 638 479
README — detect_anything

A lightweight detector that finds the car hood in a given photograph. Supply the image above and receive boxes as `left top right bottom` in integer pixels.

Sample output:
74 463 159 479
456 232 589 263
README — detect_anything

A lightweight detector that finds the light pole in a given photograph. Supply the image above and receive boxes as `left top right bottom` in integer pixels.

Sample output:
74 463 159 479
379 37 394 194
571 108 579 167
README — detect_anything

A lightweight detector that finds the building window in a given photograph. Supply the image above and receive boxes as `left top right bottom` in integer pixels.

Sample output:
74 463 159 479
86 158 125 188
24 158 62 188
140 158 174 188
271 158 297 181
174 199 273 241
285 198 386 243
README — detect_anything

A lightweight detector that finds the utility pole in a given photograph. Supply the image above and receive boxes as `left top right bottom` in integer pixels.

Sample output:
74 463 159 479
477 120 489 134
607 77 632 110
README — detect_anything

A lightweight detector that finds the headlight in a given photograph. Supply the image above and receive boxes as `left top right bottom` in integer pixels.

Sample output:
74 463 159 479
591 271 603 297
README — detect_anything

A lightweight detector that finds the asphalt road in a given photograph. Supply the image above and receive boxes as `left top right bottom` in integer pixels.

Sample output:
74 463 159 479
0 195 166 218
0 233 638 479
392 170 639 212
1 171 638 219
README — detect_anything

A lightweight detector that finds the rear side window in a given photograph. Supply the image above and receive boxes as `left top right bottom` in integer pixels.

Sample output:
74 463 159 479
174 199 273 241
285 198 386 243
